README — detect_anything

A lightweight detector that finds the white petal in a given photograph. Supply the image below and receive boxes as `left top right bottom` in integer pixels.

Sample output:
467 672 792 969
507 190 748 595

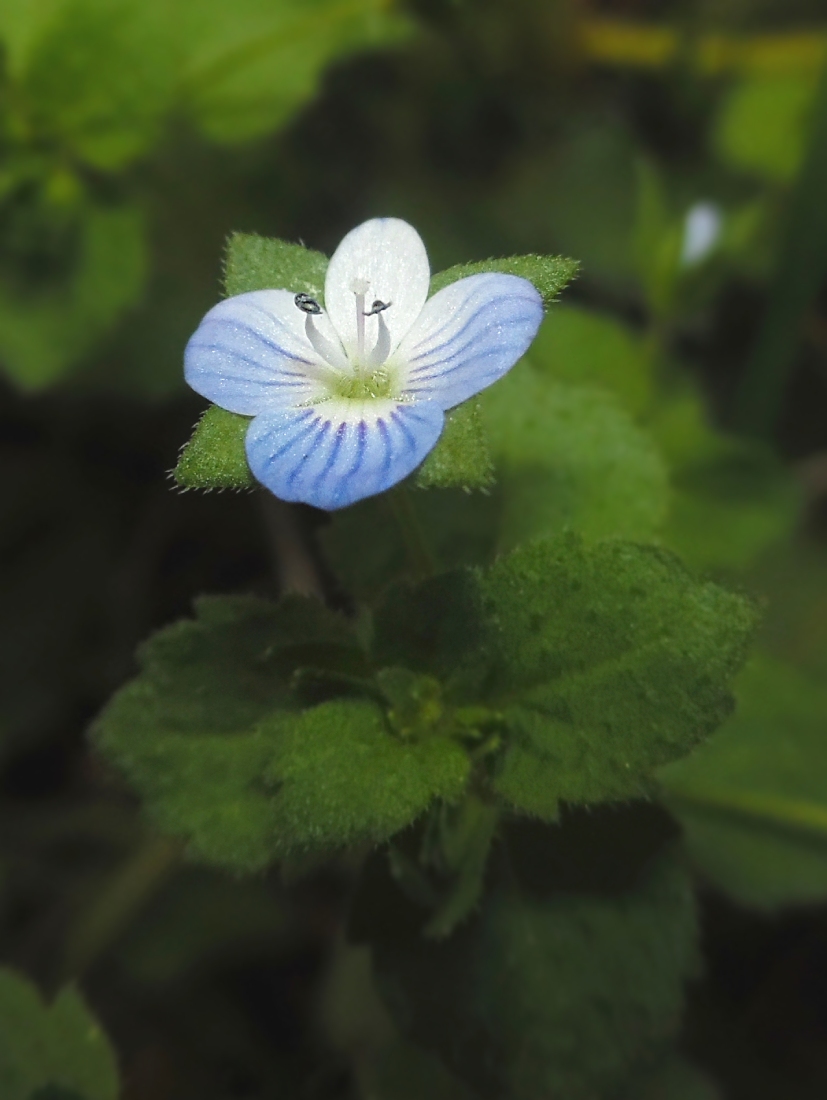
245 399 444 511
395 273 543 410
324 218 430 358
185 290 337 415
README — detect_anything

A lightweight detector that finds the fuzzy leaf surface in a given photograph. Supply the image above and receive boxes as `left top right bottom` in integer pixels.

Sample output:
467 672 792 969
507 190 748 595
484 538 757 815
93 595 469 871
429 254 578 309
174 406 253 490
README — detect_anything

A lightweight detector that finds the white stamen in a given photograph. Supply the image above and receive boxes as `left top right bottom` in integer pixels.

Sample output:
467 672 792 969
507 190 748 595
368 311 391 367
304 314 349 374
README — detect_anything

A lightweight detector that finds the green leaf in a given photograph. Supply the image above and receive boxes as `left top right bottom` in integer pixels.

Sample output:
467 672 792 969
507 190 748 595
323 373 668 599
263 699 470 853
224 231 328 298
659 656 827 909
650 391 800 569
22 0 175 170
177 0 412 145
429 253 578 309
712 73 820 184
483 536 757 814
0 968 118 1100
416 400 494 491
0 202 147 390
93 594 469 871
526 304 653 418
482 371 668 548
358 851 699 1100
174 405 253 490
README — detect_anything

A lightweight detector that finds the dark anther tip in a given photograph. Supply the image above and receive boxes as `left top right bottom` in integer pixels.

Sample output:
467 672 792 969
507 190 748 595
295 293 322 314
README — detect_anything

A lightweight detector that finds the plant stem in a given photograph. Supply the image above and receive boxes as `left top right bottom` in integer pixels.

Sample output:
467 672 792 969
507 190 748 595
61 833 182 981
386 486 438 580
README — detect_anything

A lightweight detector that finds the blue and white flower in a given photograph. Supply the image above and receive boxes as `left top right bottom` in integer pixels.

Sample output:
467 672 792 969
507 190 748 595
185 217 543 510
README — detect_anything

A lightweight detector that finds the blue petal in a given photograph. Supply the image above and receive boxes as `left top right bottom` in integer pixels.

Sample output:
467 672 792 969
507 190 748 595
184 290 331 415
396 273 543 410
245 400 444 511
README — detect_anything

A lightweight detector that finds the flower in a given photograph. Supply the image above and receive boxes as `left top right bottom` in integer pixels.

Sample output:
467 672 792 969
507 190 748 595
680 202 723 267
184 217 543 510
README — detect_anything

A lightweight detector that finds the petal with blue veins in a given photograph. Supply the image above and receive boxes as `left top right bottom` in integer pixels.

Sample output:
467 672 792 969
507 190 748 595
245 399 444 511
395 273 543 411
184 289 339 415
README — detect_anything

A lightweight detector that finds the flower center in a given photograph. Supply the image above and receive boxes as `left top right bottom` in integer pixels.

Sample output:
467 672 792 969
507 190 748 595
294 291 398 403
330 367 395 401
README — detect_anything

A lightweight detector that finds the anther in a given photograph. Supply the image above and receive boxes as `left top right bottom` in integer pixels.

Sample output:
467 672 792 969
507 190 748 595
364 299 391 316
295 293 322 314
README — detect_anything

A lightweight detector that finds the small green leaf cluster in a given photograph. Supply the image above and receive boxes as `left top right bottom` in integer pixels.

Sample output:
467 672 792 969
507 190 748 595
0 968 118 1100
93 536 756 875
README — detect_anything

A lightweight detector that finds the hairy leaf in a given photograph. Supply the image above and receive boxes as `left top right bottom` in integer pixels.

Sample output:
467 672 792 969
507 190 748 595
0 969 118 1100
224 231 328 299
416 400 494 492
483 537 757 814
263 700 469 852
93 595 469 870
482 371 668 548
174 406 253 490
429 254 578 309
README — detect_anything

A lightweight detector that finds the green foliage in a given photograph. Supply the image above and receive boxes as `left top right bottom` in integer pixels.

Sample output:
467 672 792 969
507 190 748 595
660 656 827 909
324 372 669 598
527 303 652 417
224 231 328 299
0 968 118 1100
713 73 820 184
0 0 407 388
176 0 412 145
92 594 470 871
650 392 801 570
481 370 668 549
174 406 254 490
429 253 579 309
358 851 699 1100
482 537 757 815
21 0 174 171
0 202 147 390
416 401 494 491
93 534 755 872
262 700 469 853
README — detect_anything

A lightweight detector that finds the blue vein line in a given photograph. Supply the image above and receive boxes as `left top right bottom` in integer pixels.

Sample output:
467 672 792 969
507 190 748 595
390 408 420 454
408 304 537 374
287 419 331 488
333 420 369 503
259 411 317 470
377 419 393 482
188 342 311 382
202 319 316 366
312 421 346 493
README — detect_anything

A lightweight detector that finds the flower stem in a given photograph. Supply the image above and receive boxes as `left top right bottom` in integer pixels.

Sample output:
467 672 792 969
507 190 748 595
386 486 438 580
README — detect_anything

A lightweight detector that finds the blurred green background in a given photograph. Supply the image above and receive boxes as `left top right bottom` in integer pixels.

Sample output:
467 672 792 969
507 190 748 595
2 0 827 1097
